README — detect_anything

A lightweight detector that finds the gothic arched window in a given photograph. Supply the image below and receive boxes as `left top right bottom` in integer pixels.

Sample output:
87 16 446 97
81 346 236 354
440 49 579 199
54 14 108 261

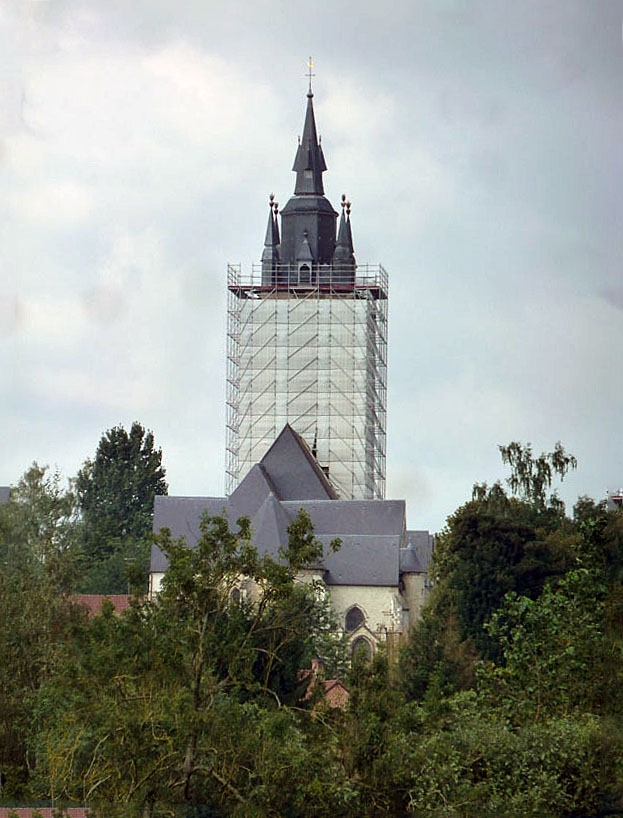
345 605 365 633
351 636 372 660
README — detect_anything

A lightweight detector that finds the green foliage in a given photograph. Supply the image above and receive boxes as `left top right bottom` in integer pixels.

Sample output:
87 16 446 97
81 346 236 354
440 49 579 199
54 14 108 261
499 440 577 510
422 491 576 665
341 649 408 816
404 693 607 817
408 444 579 686
478 569 605 722
0 465 82 798
75 422 167 592
76 535 151 595
6 437 623 815
75 421 167 550
399 591 478 703
0 463 79 589
34 511 350 816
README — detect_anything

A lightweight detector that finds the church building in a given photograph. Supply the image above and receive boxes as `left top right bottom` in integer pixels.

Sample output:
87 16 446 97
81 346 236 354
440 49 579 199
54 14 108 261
150 77 432 653
150 425 432 656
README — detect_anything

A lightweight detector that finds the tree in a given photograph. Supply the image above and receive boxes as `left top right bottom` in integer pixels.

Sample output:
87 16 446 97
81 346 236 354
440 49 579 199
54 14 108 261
0 463 78 586
416 486 576 668
499 440 577 511
75 422 168 592
34 511 350 816
0 465 81 798
401 692 607 818
401 444 579 699
478 569 605 722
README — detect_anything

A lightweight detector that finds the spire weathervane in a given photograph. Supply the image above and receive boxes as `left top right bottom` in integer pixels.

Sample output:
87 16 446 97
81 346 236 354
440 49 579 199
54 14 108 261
306 56 315 96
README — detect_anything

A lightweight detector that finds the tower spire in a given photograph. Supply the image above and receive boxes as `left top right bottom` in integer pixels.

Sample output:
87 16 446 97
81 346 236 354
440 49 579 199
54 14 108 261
292 59 326 195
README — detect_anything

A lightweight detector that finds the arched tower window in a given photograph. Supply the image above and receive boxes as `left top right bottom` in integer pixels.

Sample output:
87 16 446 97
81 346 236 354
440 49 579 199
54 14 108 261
351 636 372 660
345 605 365 633
298 264 311 284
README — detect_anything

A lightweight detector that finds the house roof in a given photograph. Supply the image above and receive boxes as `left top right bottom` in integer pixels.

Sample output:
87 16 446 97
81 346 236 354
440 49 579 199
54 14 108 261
72 595 133 615
324 678 350 709
151 424 427 587
0 810 86 818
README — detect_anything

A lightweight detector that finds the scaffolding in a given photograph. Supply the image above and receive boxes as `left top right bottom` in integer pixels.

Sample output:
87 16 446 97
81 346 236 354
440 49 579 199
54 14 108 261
226 263 388 500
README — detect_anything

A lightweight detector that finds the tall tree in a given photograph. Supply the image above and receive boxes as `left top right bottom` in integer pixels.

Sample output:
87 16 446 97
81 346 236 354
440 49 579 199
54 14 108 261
1 463 78 584
401 444 578 697
75 422 167 592
76 422 167 549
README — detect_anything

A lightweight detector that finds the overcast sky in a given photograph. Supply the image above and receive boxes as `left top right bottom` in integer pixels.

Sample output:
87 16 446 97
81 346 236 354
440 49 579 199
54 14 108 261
2 0 623 532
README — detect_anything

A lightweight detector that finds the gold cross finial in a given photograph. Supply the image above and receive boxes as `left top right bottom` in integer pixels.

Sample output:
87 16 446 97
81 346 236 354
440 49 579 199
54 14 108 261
307 56 315 94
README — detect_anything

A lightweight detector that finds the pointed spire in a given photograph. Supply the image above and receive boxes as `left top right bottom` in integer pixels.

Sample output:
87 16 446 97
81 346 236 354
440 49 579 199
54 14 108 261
261 194 280 279
274 65 339 273
292 86 327 195
333 194 356 278
345 198 355 259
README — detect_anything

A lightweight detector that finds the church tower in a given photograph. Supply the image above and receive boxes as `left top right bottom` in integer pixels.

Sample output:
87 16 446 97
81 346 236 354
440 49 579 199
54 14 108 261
226 79 387 500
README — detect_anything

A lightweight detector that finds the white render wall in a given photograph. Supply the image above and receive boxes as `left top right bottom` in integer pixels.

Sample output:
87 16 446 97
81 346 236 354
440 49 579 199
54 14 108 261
402 573 429 625
149 571 165 596
328 584 404 638
149 568 423 651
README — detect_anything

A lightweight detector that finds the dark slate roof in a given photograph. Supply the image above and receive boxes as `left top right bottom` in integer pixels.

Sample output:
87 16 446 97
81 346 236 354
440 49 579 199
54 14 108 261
150 425 427 588
229 464 280 519
319 534 400 586
0 487 10 504
258 424 338 500
399 546 424 574
281 500 405 536
151 495 404 587
400 530 434 574
292 90 327 196
151 495 226 573
250 491 290 559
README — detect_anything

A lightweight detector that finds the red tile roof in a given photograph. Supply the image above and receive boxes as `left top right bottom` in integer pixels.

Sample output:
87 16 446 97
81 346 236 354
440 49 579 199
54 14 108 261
299 664 350 709
323 678 350 709
0 810 87 818
72 594 133 615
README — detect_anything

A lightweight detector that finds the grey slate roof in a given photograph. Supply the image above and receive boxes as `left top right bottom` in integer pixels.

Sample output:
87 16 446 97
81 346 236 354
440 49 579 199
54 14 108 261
250 491 290 559
259 425 338 500
401 530 434 574
151 425 428 587
0 487 10 504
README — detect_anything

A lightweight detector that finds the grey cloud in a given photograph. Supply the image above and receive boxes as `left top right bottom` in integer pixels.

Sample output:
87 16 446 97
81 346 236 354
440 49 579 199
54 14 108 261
2 0 622 533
